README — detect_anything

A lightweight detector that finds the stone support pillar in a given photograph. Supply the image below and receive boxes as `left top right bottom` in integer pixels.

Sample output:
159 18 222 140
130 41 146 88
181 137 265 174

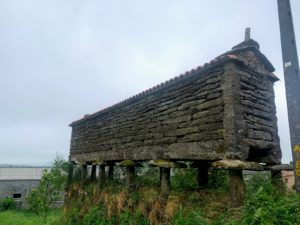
159 167 162 182
149 159 186 201
197 165 209 187
108 164 114 180
67 162 74 187
265 164 293 191
160 168 171 200
211 159 263 207
271 170 285 192
228 170 245 207
118 160 138 190
126 166 135 189
98 165 106 189
80 164 88 186
192 161 209 187
91 165 97 181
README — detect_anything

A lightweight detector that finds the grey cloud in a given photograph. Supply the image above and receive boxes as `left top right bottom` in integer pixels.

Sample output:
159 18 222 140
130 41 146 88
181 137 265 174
0 0 299 164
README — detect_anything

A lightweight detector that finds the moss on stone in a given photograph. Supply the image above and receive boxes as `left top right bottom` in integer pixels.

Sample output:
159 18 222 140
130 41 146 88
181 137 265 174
149 160 187 168
211 159 263 171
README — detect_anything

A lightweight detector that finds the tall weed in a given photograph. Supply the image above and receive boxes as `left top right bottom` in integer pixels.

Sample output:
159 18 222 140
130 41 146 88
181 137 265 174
217 174 300 225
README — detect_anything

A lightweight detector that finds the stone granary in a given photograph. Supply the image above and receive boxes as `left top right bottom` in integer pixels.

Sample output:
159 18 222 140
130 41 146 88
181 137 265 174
69 31 282 206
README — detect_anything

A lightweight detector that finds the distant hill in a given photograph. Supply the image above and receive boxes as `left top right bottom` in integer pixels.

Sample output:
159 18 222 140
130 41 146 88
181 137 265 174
0 164 51 168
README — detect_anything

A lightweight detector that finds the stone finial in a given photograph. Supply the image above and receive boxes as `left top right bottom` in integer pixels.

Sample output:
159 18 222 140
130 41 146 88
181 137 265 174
245 27 251 41
232 27 260 50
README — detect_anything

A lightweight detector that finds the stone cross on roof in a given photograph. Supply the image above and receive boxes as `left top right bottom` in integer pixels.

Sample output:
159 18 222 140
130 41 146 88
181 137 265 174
245 27 251 41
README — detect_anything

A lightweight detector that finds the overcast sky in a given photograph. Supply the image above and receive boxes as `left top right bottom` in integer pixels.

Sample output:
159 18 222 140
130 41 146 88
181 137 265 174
0 0 299 165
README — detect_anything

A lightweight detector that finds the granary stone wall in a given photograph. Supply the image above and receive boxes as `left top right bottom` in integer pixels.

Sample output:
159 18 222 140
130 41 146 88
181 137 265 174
238 50 281 164
219 41 282 164
69 39 281 165
70 65 227 162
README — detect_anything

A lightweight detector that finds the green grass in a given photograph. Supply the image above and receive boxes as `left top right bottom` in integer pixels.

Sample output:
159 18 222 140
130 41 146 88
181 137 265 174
0 209 61 225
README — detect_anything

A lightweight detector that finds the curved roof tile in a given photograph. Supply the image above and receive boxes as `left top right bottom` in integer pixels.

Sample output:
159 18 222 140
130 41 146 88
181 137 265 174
70 54 241 126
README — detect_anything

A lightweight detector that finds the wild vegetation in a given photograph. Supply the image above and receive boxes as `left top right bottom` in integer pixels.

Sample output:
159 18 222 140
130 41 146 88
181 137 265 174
0 157 67 225
26 156 69 220
57 165 300 225
1 161 299 225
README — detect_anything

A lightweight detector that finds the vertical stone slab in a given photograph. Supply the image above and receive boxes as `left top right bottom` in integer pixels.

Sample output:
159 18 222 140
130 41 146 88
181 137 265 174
126 166 135 190
197 162 209 187
81 164 88 186
98 165 106 189
271 170 285 192
91 165 96 181
118 160 137 189
222 63 248 160
160 168 171 200
228 170 245 207
67 162 74 187
108 164 114 180
159 167 162 182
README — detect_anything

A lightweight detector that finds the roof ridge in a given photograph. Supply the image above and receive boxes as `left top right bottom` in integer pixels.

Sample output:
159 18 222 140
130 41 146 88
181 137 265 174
70 54 240 126
221 44 275 72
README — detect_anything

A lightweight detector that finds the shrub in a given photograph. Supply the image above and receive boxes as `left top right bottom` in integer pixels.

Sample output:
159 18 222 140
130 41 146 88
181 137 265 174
241 180 300 225
0 197 15 211
26 156 68 219
216 174 300 225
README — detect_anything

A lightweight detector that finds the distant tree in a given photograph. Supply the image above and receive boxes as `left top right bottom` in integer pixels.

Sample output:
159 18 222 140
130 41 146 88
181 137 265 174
26 156 70 220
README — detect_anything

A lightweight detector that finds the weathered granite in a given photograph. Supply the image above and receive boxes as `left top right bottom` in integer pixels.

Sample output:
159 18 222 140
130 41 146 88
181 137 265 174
69 39 281 165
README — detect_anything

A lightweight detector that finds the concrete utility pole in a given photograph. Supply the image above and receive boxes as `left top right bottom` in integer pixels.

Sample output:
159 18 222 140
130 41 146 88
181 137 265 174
277 0 300 192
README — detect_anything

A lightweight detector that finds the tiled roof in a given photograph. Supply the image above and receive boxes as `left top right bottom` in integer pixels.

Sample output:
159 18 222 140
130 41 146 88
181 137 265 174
70 54 241 126
70 40 278 126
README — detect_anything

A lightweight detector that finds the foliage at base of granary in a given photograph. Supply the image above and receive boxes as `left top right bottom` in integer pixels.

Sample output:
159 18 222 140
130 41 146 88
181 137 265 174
221 176 300 225
58 167 227 225
58 168 300 225
60 186 228 225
